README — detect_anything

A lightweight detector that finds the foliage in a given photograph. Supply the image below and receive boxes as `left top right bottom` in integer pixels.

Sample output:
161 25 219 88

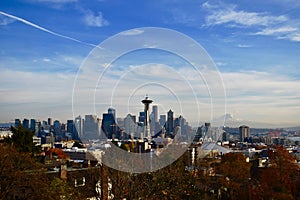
106 151 207 199
254 146 299 199
0 144 85 200
0 144 48 199
216 153 252 200
49 178 83 200
1 125 41 154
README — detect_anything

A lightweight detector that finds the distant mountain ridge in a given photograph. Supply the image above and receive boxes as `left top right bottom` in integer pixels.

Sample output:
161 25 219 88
191 113 299 129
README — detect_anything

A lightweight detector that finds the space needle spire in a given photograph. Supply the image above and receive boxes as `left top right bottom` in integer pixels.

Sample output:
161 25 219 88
141 95 153 142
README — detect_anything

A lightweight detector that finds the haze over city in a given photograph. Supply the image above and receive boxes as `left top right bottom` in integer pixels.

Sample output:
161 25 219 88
0 0 299 127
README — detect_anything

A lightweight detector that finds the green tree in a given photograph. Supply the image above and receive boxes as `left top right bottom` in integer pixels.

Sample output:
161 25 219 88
49 178 83 200
3 125 40 154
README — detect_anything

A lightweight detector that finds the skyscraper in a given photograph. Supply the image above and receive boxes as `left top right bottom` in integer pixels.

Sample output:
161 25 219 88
102 113 115 139
124 114 136 138
67 120 78 140
150 105 159 135
239 125 250 142
75 115 83 139
53 120 61 138
48 118 53 126
15 119 21 127
204 122 211 139
152 105 158 123
22 118 29 129
159 115 166 127
166 109 174 135
35 121 41 136
108 107 116 121
30 119 36 132
84 115 99 140
138 111 145 123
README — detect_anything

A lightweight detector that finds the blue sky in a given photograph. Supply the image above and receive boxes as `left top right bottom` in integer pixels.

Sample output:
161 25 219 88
0 0 299 127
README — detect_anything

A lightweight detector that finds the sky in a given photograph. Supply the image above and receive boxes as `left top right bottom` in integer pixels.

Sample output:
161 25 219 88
0 0 299 127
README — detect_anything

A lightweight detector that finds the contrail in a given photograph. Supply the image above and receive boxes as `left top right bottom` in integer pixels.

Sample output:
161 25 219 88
0 11 98 48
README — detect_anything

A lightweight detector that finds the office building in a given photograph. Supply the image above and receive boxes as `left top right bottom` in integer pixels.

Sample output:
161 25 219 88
124 114 136 138
159 115 166 127
166 110 174 135
22 118 29 129
84 115 100 140
239 125 250 142
30 119 36 132
48 118 53 126
15 119 21 127
75 115 83 139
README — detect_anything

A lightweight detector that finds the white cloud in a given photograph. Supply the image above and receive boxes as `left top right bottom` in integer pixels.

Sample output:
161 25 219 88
204 3 287 27
0 16 15 26
202 2 300 42
43 58 51 62
289 33 300 42
255 26 300 42
120 29 144 36
1 60 299 125
83 10 109 27
0 69 75 121
255 26 298 35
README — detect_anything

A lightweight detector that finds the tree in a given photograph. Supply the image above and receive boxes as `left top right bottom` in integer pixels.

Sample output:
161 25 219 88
0 144 48 199
49 178 83 200
2 125 40 154
216 153 251 199
256 146 299 200
106 151 206 199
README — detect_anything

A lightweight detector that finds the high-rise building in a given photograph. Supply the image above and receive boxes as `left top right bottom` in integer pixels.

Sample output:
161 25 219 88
108 107 116 121
194 125 204 142
117 118 124 130
30 119 36 132
75 115 83 139
150 105 159 135
15 119 21 127
239 125 250 142
102 113 115 139
159 115 166 127
124 114 136 138
166 110 174 135
67 120 78 140
152 105 158 123
84 115 100 140
22 118 29 129
138 111 145 123
35 121 41 136
204 122 212 139
48 118 53 126
53 120 61 138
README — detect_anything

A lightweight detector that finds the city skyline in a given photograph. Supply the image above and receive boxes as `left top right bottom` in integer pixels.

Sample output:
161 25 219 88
0 1 300 126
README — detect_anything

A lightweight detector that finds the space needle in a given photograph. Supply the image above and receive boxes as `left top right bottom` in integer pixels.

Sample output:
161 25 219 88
141 96 153 142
